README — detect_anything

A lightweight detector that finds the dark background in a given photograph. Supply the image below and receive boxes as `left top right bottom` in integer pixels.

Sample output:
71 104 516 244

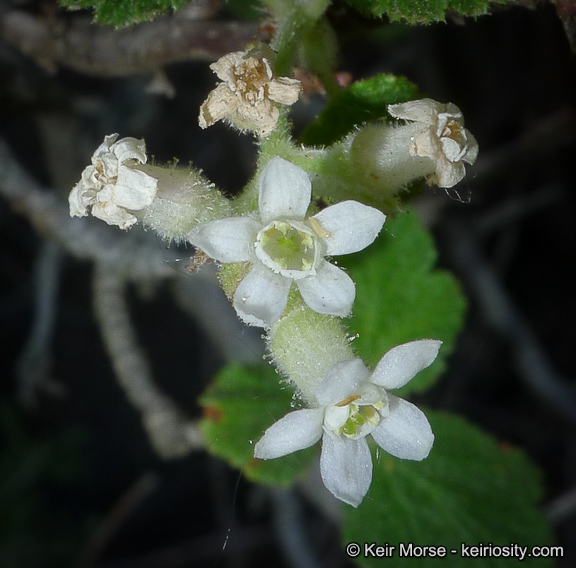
1 0 576 566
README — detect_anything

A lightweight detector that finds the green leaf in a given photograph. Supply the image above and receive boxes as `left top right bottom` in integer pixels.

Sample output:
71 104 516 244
344 411 553 567
58 0 188 27
341 211 466 395
345 0 508 24
199 362 317 485
300 74 420 146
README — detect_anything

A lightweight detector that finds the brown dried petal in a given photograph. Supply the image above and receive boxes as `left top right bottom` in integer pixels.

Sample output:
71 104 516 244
199 83 240 129
268 77 302 105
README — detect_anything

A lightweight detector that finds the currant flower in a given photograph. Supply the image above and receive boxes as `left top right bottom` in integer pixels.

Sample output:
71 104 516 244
349 98 478 195
187 157 386 327
387 98 478 188
68 134 158 230
198 45 302 137
254 340 441 507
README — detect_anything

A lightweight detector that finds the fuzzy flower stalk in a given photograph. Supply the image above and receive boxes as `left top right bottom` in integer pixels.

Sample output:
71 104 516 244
199 45 302 137
255 340 441 507
188 156 386 327
350 98 478 193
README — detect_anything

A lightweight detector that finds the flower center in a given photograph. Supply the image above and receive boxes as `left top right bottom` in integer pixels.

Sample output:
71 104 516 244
439 118 468 162
255 220 320 279
233 58 271 105
324 385 388 440
339 402 381 438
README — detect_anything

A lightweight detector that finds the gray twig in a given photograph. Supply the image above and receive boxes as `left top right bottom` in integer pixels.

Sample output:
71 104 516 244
546 485 576 525
0 5 268 77
445 219 576 424
15 240 64 407
92 263 204 458
73 473 160 568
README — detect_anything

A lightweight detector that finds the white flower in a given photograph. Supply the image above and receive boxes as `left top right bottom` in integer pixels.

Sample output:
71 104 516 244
387 98 478 188
254 340 441 507
69 134 158 230
188 157 386 327
199 46 302 137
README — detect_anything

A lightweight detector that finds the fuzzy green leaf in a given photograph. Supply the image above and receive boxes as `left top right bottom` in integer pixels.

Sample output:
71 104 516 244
344 411 554 567
345 0 508 24
58 0 188 27
341 211 466 395
200 362 316 485
300 74 420 146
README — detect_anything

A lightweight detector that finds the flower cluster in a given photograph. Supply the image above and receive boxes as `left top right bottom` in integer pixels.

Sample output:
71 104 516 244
69 134 158 230
199 46 302 137
255 340 440 506
66 84 476 508
188 157 385 327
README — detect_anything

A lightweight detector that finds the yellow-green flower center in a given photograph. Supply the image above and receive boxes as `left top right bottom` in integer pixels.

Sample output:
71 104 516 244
337 402 382 438
257 220 317 274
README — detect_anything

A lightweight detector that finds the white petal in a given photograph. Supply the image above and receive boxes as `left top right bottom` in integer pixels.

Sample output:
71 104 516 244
91 202 138 230
297 261 355 317
98 150 120 179
254 408 324 459
80 164 99 189
68 183 90 217
440 137 466 163
463 129 479 165
315 359 370 406
188 217 259 263
112 167 158 210
111 137 147 164
92 134 118 160
233 263 292 327
371 395 434 460
258 157 311 224
371 340 442 390
320 434 372 507
388 99 442 125
435 158 466 188
311 201 385 255
438 104 464 122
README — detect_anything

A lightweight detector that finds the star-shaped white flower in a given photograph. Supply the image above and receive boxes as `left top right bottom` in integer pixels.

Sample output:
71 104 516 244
199 46 302 137
69 134 158 230
188 157 386 327
388 98 478 188
254 340 441 507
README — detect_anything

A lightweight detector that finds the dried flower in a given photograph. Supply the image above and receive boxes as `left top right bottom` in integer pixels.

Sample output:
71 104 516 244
68 134 158 230
199 46 302 137
387 98 478 188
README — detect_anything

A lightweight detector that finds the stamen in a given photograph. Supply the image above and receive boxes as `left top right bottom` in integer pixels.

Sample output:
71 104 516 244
335 394 360 407
309 216 332 239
